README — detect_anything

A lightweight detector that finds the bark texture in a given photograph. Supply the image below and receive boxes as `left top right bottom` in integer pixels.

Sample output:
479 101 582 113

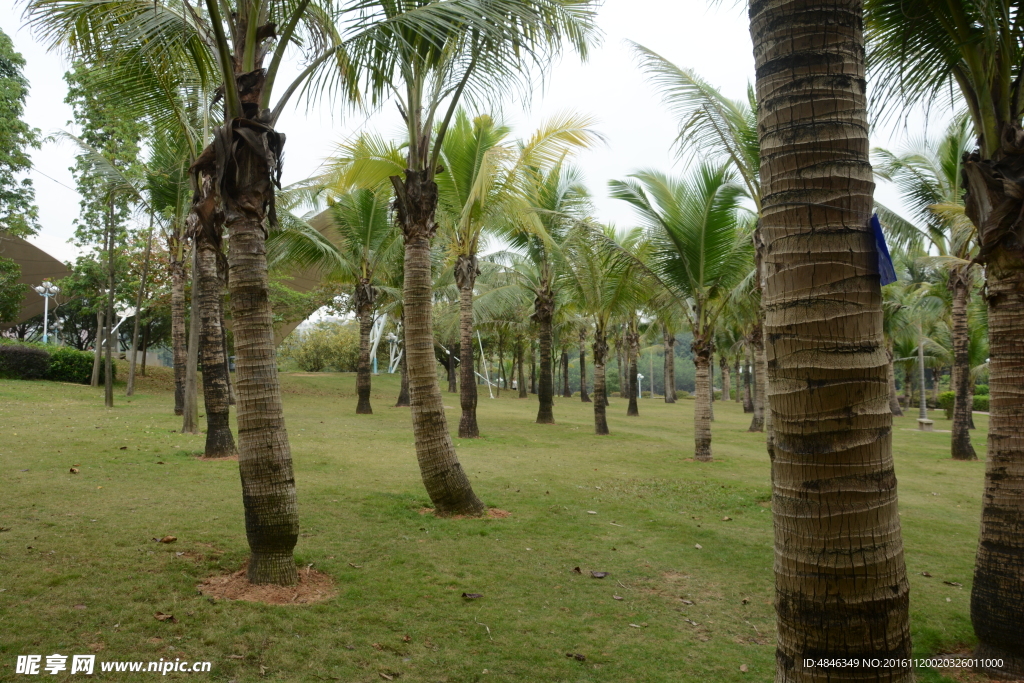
962 130 1024 678
950 274 976 460
750 0 912 678
447 344 457 393
534 287 555 424
886 346 904 417
395 316 410 407
456 255 479 437
181 247 200 435
664 328 677 403
720 355 732 403
170 247 187 416
562 350 572 398
749 327 765 432
734 356 742 403
592 327 610 435
355 280 375 415
743 348 754 412
196 234 236 457
517 342 527 398
393 169 484 516
579 329 591 402
91 310 103 388
692 340 712 461
626 323 639 416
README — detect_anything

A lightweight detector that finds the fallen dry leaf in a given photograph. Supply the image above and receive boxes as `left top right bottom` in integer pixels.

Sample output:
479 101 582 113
921 571 933 577
741 598 750 605
348 563 362 568
119 446 127 450
694 544 703 550
628 624 642 629
228 655 244 660
740 664 749 673
461 593 483 599
943 581 963 588
681 599 694 605
402 635 411 643
153 612 176 623
158 536 177 544
587 511 597 515
371 643 384 651
685 618 700 626
69 467 79 474
156 462 164 465
73 604 87 610
590 571 608 579
572 567 582 574
722 516 732 521
613 595 623 600
88 643 104 653
566 653 586 662
0 527 11 533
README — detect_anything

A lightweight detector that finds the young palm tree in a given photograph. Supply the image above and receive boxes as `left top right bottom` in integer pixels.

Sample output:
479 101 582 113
750 0 912 677
873 115 979 458
611 164 753 461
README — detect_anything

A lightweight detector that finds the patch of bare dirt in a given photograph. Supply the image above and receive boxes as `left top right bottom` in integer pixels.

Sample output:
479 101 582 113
198 564 337 605
197 454 238 461
418 507 511 520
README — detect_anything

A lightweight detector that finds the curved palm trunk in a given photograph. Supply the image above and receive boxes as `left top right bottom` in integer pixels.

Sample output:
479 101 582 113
720 355 731 403
561 350 572 398
534 288 555 424
962 136 1024 678
748 328 765 432
750 0 912 678
355 308 373 415
579 329 591 402
170 254 187 415
196 234 236 457
950 275 976 459
626 324 639 416
592 326 609 435
664 328 676 403
886 345 904 417
456 256 480 437
743 348 754 412
692 339 712 461
393 170 484 516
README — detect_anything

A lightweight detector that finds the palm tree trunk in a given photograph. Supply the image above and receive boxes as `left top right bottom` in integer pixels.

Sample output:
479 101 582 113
962 136 1024 678
355 295 373 415
561 350 571 398
720 355 731 403
222 316 235 407
626 324 639 416
91 309 103 387
456 257 480 437
733 356 741 404
181 247 200 435
750 0 912 676
743 347 754 412
396 314 410 407
170 251 187 416
530 341 537 394
579 328 591 402
446 344 457 393
887 345 904 417
196 233 235 457
592 325 609 435
517 341 527 398
393 169 484 516
103 205 115 409
663 328 676 403
950 274 976 459
127 216 154 397
693 339 712 461
707 353 715 422
617 337 627 398
535 290 555 424
748 328 765 432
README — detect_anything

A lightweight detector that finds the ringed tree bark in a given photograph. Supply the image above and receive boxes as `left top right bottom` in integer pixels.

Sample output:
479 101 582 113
886 344 904 417
517 341 528 398
962 130 1024 677
663 326 676 403
170 241 188 415
949 270 976 460
396 315 410 407
734 355 742 403
626 320 640 416
533 284 556 424
561 349 572 397
91 310 104 388
579 327 591 402
719 354 731 403
750 0 912 678
743 347 754 412
592 324 610 435
191 172 236 458
692 336 713 461
391 169 484 516
354 279 377 415
455 255 480 437
748 325 765 432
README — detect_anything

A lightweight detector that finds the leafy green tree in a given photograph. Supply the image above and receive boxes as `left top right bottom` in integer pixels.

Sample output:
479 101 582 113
0 257 27 323
0 29 40 238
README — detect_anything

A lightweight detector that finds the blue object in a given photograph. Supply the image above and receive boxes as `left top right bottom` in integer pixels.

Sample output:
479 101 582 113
872 214 897 286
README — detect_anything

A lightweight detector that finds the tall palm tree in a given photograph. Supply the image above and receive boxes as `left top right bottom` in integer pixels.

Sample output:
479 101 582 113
611 164 753 461
750 1 912 678
873 115 979 458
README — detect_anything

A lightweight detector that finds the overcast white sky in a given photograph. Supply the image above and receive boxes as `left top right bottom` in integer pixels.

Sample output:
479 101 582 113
2 0 956 266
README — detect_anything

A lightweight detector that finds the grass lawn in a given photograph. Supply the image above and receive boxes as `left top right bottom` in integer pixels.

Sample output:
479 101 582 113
0 369 987 682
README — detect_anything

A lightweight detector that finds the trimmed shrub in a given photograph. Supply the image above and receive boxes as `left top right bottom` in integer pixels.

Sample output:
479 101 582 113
938 391 955 419
973 395 990 412
975 383 989 396
0 344 51 380
48 347 113 384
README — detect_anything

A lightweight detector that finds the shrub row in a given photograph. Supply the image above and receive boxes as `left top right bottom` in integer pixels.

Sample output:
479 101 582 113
937 390 990 417
0 344 113 384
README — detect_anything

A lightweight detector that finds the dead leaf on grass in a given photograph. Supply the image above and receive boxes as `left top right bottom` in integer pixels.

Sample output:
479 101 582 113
572 567 582 574
613 595 623 600
590 572 608 579
566 653 586 662
694 544 703 549
154 612 177 623
461 593 482 599
371 643 384 651
88 643 104 652
921 571 933 577
401 635 411 643
119 446 127 450
158 536 177 543
73 604 87 610
681 599 694 605
228 655 244 660
69 467 79 474
0 527 11 532
944 581 963 588
740 664 749 673
348 563 362 569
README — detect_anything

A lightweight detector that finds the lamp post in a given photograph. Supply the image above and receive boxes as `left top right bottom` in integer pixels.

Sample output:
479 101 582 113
637 373 644 399
385 332 399 373
32 281 60 344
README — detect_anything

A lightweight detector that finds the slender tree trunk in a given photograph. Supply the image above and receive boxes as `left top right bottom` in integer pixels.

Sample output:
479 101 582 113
103 204 115 409
579 328 591 402
140 322 149 376
455 256 480 436
748 328 765 432
962 131 1024 679
392 169 484 516
592 325 609 435
127 215 154 397
222 313 235 407
170 250 187 416
561 350 571 398
720 355 731 404
445 344 455 393
708 353 715 422
626 323 639 416
750 0 912 677
181 247 200 435
534 289 555 424
950 275 976 458
195 230 235 457
693 339 712 461
396 314 410 407
355 287 374 415
733 356 741 403
91 310 103 387
887 345 904 417
918 332 928 421
743 347 754 412
903 365 912 409
663 328 676 403
617 337 627 398
530 341 537 394
517 341 527 398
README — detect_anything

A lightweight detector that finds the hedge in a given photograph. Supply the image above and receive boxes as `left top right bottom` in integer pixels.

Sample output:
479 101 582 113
0 344 113 384
975 384 989 396
939 391 955 419
973 395 989 412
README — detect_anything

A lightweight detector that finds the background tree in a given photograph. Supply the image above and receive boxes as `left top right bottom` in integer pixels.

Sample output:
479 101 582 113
0 28 40 238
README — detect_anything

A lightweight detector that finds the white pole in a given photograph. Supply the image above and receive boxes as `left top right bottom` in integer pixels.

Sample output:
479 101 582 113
478 331 494 399
42 294 49 344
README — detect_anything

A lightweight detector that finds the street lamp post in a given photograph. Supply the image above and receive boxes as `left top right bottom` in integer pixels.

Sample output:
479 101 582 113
32 281 60 344
637 373 644 399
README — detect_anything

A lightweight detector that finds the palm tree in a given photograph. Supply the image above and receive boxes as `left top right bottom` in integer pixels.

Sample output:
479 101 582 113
750 1 912 677
873 115 979 458
611 164 753 461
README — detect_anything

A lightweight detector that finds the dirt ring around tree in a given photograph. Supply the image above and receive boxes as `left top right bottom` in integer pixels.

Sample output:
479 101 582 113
198 563 337 605
418 507 511 520
196 454 239 461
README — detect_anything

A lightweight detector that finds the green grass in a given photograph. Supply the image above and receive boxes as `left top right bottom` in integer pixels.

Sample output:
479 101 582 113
0 370 987 682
